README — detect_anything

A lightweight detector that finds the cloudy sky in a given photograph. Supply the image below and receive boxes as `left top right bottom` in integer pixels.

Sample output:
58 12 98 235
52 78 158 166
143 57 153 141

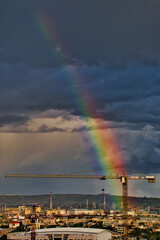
1 0 160 197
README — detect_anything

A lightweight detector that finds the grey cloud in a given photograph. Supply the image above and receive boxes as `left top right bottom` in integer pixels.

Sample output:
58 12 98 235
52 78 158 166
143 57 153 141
38 123 66 133
0 114 29 127
1 1 160 67
103 96 160 127
0 55 160 177
0 62 160 129
34 109 74 121
71 123 109 133
117 125 160 174
72 126 92 133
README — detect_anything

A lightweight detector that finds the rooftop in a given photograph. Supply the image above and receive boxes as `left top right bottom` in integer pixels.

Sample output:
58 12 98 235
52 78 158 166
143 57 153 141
30 227 107 235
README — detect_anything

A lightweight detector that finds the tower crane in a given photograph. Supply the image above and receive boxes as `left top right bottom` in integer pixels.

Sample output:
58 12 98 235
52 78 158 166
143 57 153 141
5 168 155 240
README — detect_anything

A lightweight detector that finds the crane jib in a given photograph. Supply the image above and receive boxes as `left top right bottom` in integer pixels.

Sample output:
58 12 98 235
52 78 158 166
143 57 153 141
5 174 120 179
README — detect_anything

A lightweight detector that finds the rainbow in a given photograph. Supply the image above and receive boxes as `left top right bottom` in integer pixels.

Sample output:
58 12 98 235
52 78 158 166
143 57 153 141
34 10 124 207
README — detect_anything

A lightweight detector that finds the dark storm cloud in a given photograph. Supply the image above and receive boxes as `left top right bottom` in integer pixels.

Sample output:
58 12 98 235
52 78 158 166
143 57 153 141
103 97 160 126
38 123 66 133
72 126 92 133
1 0 160 67
71 123 109 132
118 125 160 174
0 0 160 129
0 114 29 127
0 62 160 129
34 109 73 121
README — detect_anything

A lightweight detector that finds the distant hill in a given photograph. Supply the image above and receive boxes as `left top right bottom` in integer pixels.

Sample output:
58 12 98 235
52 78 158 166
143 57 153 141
0 194 160 209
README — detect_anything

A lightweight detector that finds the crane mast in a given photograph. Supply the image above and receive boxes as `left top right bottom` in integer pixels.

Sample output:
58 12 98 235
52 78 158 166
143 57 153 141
121 168 128 239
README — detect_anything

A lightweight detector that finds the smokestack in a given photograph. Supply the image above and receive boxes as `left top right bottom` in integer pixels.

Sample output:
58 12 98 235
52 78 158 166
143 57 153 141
86 199 88 209
50 192 53 209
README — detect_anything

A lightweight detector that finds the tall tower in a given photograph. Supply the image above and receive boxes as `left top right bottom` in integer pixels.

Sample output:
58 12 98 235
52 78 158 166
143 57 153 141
102 188 106 210
86 199 89 209
50 192 53 209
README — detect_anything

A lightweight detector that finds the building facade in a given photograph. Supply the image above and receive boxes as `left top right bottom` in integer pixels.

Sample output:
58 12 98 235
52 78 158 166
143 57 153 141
7 227 112 240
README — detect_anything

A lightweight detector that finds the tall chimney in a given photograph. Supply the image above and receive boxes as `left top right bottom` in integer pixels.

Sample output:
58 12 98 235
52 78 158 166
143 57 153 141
50 192 53 209
86 199 89 209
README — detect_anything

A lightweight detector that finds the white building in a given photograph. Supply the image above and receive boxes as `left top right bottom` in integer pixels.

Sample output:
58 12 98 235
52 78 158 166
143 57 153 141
9 221 20 229
7 227 112 240
67 209 95 215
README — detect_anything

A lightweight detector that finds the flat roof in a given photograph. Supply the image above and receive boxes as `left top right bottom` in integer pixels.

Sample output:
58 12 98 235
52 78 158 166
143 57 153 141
32 227 108 235
69 209 93 211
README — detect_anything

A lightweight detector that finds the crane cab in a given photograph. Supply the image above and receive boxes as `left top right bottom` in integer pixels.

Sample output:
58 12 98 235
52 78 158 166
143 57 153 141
146 176 156 183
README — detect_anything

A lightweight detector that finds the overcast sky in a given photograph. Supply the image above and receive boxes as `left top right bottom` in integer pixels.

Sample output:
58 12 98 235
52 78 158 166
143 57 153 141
1 0 160 197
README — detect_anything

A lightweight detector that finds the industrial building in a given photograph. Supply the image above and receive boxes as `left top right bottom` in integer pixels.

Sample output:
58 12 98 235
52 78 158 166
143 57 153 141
7 227 112 240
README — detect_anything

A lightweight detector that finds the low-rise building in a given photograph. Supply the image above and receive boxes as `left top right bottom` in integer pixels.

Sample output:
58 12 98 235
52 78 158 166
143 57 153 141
7 227 112 240
67 209 95 215
9 221 20 229
0 228 7 237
